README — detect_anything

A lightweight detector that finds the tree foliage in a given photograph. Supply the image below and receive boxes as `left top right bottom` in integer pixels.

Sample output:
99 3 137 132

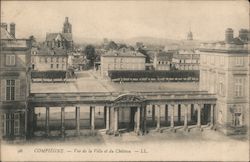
84 45 96 66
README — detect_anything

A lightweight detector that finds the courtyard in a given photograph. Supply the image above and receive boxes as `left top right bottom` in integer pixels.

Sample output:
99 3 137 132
31 70 199 93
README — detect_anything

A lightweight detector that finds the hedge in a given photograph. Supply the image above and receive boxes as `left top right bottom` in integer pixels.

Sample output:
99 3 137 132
31 70 66 79
108 70 199 80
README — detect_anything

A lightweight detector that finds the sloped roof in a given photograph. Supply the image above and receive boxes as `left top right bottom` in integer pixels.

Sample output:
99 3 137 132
103 50 145 57
32 46 67 56
46 33 73 41
229 37 244 45
1 27 15 39
156 51 173 61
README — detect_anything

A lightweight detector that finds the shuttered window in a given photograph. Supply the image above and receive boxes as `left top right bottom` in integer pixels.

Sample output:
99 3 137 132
6 55 16 66
0 114 6 136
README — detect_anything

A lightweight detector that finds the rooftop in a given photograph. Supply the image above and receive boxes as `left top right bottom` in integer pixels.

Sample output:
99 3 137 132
0 27 15 39
46 33 73 42
31 46 68 56
102 49 145 58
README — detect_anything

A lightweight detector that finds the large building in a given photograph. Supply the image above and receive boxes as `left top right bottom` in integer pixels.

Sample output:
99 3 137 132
199 28 250 135
101 48 146 77
31 47 68 71
0 23 32 140
45 17 73 51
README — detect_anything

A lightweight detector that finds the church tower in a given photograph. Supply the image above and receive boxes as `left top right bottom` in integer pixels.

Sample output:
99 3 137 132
62 17 72 33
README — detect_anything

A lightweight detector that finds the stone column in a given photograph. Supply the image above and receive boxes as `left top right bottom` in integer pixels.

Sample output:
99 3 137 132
104 106 107 127
90 106 95 131
197 104 201 128
156 105 161 130
75 106 80 136
114 107 119 135
136 106 141 134
61 106 65 137
45 106 50 136
165 105 168 122
106 106 110 130
152 105 155 124
184 104 188 130
191 104 194 121
178 104 181 123
210 104 215 127
143 106 147 134
170 104 175 128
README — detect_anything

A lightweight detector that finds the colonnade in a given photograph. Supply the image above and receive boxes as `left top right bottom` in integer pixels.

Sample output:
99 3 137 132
30 103 215 137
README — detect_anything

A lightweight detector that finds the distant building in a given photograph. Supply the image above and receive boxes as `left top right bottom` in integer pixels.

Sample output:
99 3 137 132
199 28 249 135
45 17 73 51
31 47 68 71
0 24 31 140
153 51 173 70
172 49 200 70
101 48 146 77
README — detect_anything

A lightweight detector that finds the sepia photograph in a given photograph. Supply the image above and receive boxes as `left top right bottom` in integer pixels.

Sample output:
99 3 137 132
0 0 249 161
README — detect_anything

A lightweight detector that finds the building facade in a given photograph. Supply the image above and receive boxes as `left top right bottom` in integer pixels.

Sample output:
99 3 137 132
199 28 249 135
172 49 200 70
0 24 31 140
153 51 173 70
31 47 68 71
101 48 146 77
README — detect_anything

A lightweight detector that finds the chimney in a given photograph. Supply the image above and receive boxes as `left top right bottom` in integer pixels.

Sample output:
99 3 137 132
10 23 15 38
239 29 248 42
225 28 233 43
1 23 8 31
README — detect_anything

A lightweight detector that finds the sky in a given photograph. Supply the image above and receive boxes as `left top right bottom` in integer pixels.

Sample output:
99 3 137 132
1 1 249 42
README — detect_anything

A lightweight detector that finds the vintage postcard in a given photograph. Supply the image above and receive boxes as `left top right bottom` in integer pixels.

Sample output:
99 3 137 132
0 0 249 161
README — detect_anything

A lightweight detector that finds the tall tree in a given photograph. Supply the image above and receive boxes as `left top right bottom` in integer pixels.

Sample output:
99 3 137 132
84 45 96 66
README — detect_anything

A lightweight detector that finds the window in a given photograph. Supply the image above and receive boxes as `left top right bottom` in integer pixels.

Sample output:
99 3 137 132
56 64 59 69
218 81 224 96
6 80 15 101
14 113 20 135
62 64 64 69
231 105 243 127
32 64 35 70
45 57 47 63
51 57 53 62
56 57 59 63
51 64 53 69
235 77 244 97
220 56 225 66
6 55 15 66
235 57 244 66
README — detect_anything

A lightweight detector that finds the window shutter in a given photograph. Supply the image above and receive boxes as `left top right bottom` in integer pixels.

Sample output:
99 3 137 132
15 79 20 101
1 80 6 101
3 114 6 136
